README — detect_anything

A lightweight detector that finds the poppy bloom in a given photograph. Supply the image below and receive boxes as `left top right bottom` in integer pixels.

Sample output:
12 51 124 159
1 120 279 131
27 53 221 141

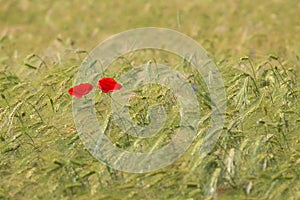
97 77 122 93
68 83 93 98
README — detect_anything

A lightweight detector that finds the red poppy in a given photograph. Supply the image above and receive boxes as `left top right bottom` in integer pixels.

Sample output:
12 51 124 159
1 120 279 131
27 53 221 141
68 83 93 98
97 77 122 93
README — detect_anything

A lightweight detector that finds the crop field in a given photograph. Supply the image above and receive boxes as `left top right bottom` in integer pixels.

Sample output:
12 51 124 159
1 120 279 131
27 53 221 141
0 1 299 199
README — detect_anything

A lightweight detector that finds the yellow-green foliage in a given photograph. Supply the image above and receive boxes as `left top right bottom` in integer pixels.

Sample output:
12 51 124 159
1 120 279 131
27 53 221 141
0 0 299 199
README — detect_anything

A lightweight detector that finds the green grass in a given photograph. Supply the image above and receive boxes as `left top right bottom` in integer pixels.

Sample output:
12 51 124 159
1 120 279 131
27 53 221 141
1 0 299 199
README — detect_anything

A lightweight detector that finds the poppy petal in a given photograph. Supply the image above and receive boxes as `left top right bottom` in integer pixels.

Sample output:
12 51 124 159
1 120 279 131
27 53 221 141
68 88 74 95
97 78 122 93
68 83 93 98
114 83 122 90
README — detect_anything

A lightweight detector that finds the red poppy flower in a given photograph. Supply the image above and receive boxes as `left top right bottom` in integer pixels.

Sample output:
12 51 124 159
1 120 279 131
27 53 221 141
68 83 93 98
97 77 122 93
